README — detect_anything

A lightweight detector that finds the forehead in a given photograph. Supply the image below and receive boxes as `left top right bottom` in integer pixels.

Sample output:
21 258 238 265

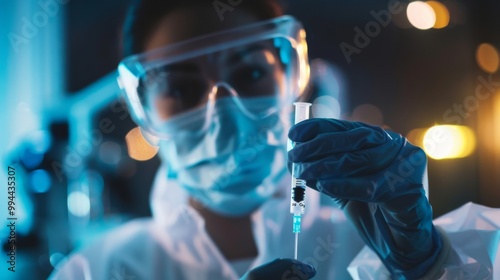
145 6 261 52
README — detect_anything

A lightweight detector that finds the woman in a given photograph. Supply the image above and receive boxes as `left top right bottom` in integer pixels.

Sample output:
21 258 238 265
51 0 500 279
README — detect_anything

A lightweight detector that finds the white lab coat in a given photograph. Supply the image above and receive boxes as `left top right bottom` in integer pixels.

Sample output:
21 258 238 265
50 166 500 280
348 202 500 279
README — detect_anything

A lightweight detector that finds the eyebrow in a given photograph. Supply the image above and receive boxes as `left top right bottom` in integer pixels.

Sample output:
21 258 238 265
142 43 271 79
141 63 201 83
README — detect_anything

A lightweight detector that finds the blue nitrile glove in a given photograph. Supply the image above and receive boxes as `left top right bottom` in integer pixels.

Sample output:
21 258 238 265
287 119 442 279
240 258 316 280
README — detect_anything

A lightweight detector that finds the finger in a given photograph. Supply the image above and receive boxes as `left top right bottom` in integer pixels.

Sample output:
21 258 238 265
313 169 423 203
288 127 391 163
292 141 401 179
288 161 320 191
288 118 385 142
241 258 316 280
305 179 319 192
385 130 404 141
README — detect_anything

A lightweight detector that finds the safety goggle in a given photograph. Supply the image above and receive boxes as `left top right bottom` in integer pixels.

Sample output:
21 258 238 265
117 16 310 140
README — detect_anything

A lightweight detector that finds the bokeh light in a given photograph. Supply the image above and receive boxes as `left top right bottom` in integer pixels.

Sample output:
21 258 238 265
98 141 121 165
427 1 450 29
21 147 44 169
29 169 52 193
310 59 341 98
407 1 436 30
495 94 500 152
476 43 500 74
125 127 159 161
67 191 91 217
312 96 341 119
27 130 52 154
49 253 65 267
423 125 476 159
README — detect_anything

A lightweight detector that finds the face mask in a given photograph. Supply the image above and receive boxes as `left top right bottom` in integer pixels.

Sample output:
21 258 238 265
158 97 290 217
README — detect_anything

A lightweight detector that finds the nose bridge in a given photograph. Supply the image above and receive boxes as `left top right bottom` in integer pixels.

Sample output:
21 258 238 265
208 82 247 152
212 82 237 100
196 53 231 101
204 51 235 100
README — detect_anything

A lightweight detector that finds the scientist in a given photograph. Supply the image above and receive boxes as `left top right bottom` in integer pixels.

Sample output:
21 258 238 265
51 0 500 279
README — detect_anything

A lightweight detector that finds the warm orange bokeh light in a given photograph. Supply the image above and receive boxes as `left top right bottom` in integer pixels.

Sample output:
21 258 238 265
476 43 500 74
423 125 476 160
125 127 159 161
427 1 450 29
407 1 436 30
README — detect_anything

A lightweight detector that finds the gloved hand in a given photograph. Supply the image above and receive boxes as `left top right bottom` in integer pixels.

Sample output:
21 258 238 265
240 258 316 280
287 119 442 279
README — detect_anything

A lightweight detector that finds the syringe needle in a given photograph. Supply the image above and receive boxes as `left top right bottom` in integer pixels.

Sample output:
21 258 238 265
294 232 299 260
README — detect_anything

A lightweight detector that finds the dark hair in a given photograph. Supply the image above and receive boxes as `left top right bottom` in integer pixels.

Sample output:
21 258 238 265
122 0 284 57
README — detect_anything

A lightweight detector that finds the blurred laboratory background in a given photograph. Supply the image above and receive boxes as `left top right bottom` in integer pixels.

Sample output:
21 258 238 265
1 0 499 279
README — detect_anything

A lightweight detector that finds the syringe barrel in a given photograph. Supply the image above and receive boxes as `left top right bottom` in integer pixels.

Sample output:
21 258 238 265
290 102 311 215
290 178 306 215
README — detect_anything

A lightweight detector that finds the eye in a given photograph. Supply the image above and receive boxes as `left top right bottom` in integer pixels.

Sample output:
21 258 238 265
229 65 268 88
172 82 207 106
248 67 265 81
142 73 209 112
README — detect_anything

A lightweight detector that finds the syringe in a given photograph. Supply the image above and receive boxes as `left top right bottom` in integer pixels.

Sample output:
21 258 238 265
289 102 312 260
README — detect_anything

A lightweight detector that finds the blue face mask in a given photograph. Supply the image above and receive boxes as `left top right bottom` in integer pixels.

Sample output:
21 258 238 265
158 97 290 217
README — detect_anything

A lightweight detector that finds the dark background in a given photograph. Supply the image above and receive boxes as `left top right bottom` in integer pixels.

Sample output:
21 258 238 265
64 0 498 216
2 0 500 279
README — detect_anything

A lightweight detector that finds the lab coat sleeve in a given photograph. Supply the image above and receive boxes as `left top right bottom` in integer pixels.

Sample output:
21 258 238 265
48 219 153 280
49 250 142 280
347 202 500 279
48 242 112 280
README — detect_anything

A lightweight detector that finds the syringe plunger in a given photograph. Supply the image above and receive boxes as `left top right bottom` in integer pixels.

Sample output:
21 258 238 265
293 102 311 123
